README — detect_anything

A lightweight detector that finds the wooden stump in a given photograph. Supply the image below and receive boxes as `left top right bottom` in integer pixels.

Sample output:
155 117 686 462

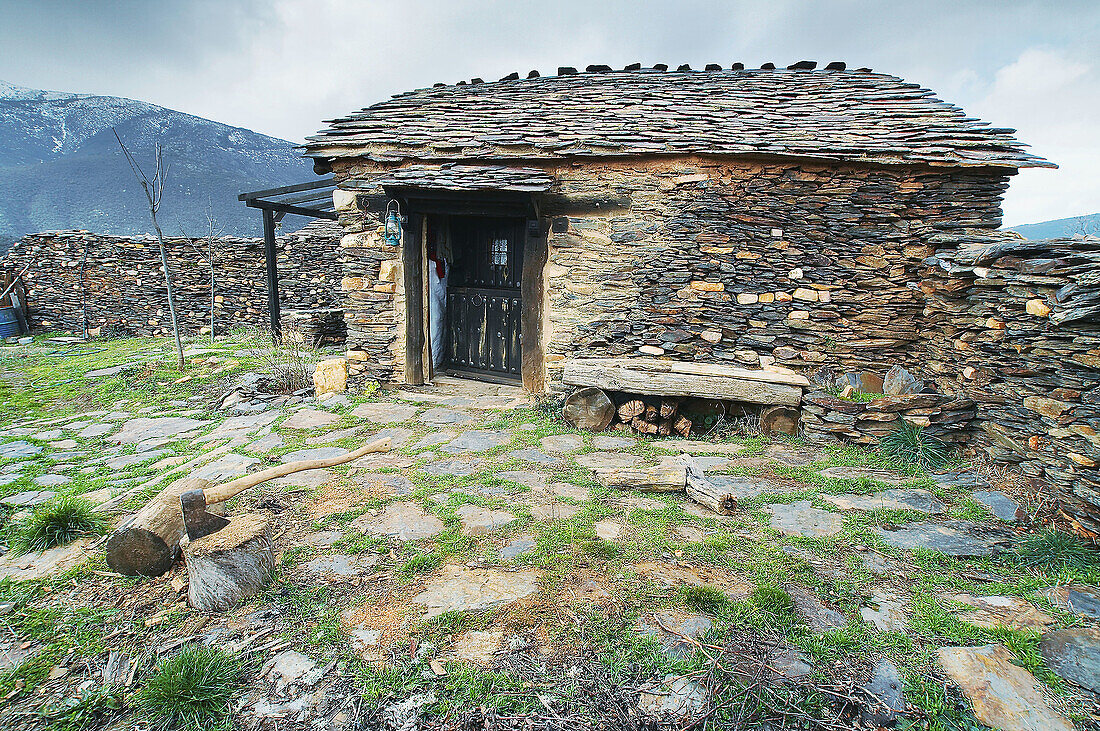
184 513 274 612
563 387 615 431
760 405 800 436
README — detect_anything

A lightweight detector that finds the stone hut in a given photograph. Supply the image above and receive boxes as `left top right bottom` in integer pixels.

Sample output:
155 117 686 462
303 63 1052 394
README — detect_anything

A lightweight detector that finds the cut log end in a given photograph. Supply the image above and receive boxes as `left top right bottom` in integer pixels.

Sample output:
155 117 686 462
104 528 176 577
563 387 615 431
760 405 800 436
185 513 274 612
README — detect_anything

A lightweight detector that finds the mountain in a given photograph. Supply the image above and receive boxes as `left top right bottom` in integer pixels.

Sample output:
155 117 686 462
1006 212 1100 240
0 80 317 255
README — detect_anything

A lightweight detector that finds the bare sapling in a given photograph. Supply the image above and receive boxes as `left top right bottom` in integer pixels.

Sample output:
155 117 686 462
114 130 185 370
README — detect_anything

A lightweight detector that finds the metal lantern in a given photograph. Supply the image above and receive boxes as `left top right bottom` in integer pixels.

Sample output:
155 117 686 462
384 200 403 247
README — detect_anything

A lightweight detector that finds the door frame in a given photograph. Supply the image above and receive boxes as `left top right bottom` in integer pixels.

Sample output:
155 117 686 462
388 188 547 392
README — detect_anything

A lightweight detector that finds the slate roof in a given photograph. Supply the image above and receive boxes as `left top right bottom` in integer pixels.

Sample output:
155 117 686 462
304 66 1053 170
345 163 555 192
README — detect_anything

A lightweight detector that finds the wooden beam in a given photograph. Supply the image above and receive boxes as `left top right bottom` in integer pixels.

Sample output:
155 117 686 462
402 214 426 385
262 209 281 339
239 178 335 201
562 358 807 406
245 200 337 220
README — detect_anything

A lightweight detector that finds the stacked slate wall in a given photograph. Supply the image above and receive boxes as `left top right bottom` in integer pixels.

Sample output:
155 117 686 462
2 222 342 339
921 233 1100 535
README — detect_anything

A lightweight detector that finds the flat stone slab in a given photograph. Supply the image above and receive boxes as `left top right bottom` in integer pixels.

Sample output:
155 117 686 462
414 430 457 449
1 490 56 508
31 429 62 441
1043 584 1100 621
352 472 415 496
952 594 1054 631
497 470 548 489
765 501 844 538
31 474 70 487
0 441 42 459
786 584 847 633
246 433 285 454
540 434 584 453
821 489 944 514
638 610 713 659
933 470 989 490
500 535 536 561
442 430 511 454
653 439 746 456
280 447 348 463
190 453 261 482
270 468 335 490
0 537 93 582
300 530 343 547
77 423 115 439
0 634 38 672
819 467 913 485
860 590 909 633
575 451 644 471
633 561 754 600
618 495 668 512
104 450 170 469
281 409 340 430
861 658 906 728
304 424 366 445
84 363 139 378
529 502 584 521
412 565 539 618
875 520 1011 557
762 443 826 466
938 644 1074 731
350 402 419 424
672 525 705 542
972 490 1022 522
111 417 209 445
592 436 635 450
443 629 504 666
707 475 782 501
456 505 516 536
304 554 379 577
595 520 622 541
368 427 415 447
419 408 476 427
1040 628 1100 693
638 675 709 720
352 501 444 541
507 448 562 466
421 458 483 477
547 482 588 501
0 474 21 487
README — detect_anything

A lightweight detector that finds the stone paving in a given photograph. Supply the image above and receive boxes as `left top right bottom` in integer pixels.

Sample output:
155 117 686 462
1 353 1098 731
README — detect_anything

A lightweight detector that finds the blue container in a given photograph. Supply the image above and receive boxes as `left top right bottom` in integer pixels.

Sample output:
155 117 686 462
0 307 21 337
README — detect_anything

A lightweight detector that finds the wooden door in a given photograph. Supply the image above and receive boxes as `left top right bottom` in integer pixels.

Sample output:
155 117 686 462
445 217 524 380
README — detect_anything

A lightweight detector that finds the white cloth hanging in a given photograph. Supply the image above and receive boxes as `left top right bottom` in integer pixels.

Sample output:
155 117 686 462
428 259 448 369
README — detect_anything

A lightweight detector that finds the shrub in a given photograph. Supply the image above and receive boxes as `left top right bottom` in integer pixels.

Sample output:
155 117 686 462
14 495 110 554
877 422 952 470
1010 529 1098 573
137 646 240 731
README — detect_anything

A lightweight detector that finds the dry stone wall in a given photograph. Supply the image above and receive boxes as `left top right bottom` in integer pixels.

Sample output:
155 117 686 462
2 221 342 338
921 233 1100 535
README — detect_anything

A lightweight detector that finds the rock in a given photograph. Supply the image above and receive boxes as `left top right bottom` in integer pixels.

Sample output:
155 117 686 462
31 474 71 487
442 430 511 454
652 439 746 456
931 470 988 490
78 423 115 438
860 590 909 633
281 409 341 430
575 451 643 470
304 554 379 577
421 458 483 477
594 520 622 541
352 502 444 541
638 610 713 659
633 561 754 599
591 436 635 450
861 658 906 727
270 468 335 490
539 434 584 453
313 358 347 395
411 565 539 618
762 443 826 466
507 448 562 466
300 530 343 547
875 520 1011 557
445 630 504 666
1043 584 1100 620
546 482 588 500
0 441 42 459
351 472 414 496
350 402 418 424
821 489 944 514
836 371 884 394
972 490 1022 522
280 447 348 463
883 365 923 395
1 490 56 508
500 535 536 561
765 501 844 537
456 505 515 536
269 650 318 691
190 453 261 482
617 495 668 511
529 501 583 521
952 594 1054 631
819 466 912 485
0 634 38 672
419 408 476 427
637 675 709 721
786 584 847 633
768 645 813 680
0 537 93 581
0 473 22 487
111 417 209 444
496 470 548 489
938 644 1074 731
104 450 170 469
1039 628 1100 693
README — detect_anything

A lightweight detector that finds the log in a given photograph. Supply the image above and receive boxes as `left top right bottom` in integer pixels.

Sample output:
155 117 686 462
618 398 645 421
672 415 693 437
660 397 680 419
594 466 687 492
184 513 274 612
105 436 392 576
563 387 615 431
563 358 807 406
683 456 737 515
760 405 800 436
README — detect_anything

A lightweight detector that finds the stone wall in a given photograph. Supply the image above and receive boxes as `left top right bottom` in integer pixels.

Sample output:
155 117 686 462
1 220 343 338
801 391 977 447
921 233 1100 535
329 156 1009 391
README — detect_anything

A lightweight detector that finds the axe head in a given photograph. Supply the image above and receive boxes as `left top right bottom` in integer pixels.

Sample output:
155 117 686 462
181 489 230 540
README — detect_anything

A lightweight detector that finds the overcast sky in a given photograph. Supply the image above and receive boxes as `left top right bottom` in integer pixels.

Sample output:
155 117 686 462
1 0 1096 226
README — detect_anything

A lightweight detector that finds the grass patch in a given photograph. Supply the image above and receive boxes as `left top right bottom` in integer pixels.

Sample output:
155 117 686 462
41 685 125 731
679 584 730 613
136 646 241 731
400 552 442 576
750 584 795 614
877 422 952 471
1007 529 1099 574
13 495 110 554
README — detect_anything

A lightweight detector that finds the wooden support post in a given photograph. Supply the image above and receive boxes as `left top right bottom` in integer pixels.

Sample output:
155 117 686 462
262 208 281 340
403 213 426 385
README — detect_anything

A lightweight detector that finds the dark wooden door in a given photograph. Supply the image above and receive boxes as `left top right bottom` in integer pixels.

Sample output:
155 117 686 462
445 217 524 380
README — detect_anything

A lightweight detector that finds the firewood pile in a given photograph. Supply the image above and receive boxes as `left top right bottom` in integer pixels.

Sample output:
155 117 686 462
615 395 693 437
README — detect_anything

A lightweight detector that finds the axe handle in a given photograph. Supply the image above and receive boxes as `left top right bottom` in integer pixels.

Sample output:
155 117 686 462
201 436 392 505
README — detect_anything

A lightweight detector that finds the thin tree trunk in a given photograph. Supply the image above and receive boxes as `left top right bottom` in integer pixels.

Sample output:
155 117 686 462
150 211 185 370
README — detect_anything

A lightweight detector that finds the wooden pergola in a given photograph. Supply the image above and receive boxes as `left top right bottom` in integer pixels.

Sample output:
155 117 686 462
239 178 338 336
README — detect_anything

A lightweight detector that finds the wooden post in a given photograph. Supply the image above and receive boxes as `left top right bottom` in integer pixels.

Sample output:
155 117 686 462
403 212 426 385
262 208 281 340
520 218 548 393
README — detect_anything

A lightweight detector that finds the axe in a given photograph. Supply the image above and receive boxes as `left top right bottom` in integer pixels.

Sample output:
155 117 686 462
180 436 392 540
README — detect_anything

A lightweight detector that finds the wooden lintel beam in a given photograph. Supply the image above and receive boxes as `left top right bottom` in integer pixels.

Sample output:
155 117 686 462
238 178 335 201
